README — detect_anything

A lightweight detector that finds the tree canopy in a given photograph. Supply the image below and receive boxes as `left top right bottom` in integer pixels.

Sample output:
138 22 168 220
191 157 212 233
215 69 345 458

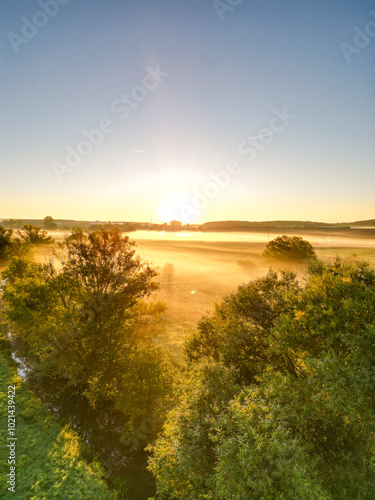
2 229 174 452
263 235 317 262
0 225 13 259
0 226 30 260
149 259 375 499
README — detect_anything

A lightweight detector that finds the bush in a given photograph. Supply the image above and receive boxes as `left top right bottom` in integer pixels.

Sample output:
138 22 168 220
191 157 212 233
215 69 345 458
263 235 316 262
17 225 53 245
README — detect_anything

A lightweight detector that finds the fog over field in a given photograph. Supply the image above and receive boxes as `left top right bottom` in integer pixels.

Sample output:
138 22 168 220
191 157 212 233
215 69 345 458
135 230 375 354
30 229 374 356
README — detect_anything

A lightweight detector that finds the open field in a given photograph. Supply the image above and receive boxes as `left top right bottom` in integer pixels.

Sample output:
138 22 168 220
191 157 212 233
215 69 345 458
132 229 375 356
5 228 375 358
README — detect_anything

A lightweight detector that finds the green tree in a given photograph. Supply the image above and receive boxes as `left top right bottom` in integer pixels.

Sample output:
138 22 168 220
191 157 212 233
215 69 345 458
185 269 301 383
0 226 31 261
149 259 375 499
263 235 316 262
2 229 174 450
17 225 53 244
43 215 57 230
0 226 13 259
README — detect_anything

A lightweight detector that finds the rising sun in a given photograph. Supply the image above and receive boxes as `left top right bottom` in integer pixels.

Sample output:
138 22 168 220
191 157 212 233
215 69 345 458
157 190 196 224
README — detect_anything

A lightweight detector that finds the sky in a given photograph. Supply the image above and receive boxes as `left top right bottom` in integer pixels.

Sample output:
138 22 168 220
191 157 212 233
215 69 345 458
1 0 374 223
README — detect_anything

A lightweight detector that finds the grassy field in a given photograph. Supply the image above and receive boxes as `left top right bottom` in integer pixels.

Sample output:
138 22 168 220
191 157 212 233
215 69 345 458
133 229 375 356
5 228 375 358
0 349 114 499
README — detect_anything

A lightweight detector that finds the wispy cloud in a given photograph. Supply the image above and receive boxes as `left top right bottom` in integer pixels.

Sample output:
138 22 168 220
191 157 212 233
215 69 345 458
240 133 274 142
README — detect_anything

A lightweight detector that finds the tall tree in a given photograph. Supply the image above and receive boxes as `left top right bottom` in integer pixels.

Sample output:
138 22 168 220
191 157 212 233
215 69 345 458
2 229 174 450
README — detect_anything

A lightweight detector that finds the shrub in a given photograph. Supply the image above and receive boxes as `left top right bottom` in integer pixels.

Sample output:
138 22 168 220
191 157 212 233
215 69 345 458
263 235 316 261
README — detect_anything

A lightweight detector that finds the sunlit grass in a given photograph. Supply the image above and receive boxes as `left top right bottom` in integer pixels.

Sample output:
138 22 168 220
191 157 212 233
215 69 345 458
0 352 113 499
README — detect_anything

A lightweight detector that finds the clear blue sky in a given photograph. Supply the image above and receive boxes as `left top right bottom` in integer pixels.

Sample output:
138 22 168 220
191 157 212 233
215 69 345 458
1 0 374 223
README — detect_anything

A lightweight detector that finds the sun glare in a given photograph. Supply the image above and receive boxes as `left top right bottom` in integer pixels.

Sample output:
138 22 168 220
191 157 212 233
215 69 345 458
157 190 194 223
157 191 201 224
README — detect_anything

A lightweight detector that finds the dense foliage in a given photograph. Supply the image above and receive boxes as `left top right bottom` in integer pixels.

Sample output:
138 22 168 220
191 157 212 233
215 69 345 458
1 229 174 461
0 226 13 259
0 226 31 261
3 227 374 499
149 259 375 499
263 235 317 262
